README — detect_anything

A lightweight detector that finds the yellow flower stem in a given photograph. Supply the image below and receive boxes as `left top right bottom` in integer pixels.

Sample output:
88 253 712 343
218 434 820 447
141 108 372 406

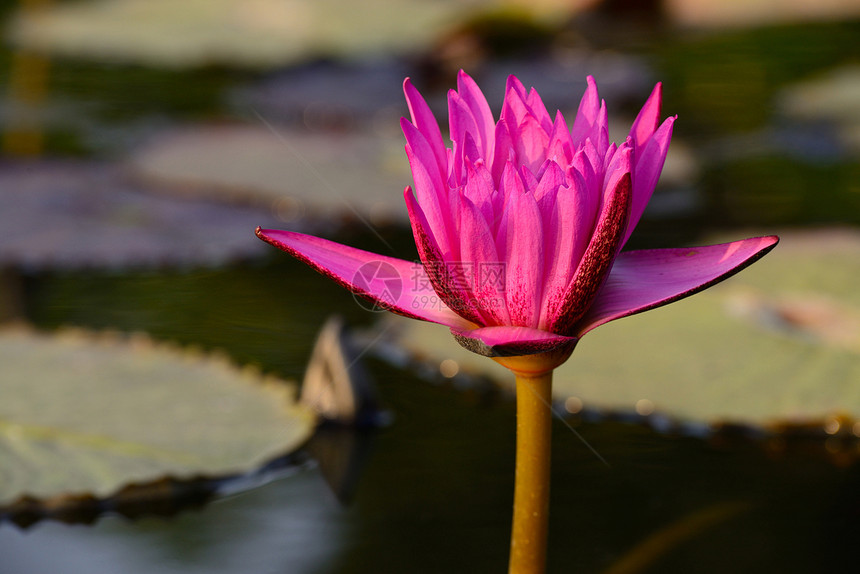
509 368 553 574
494 347 572 574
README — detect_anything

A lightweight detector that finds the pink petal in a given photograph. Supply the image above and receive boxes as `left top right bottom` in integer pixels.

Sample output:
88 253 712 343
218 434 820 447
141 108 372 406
538 171 591 329
401 119 453 254
577 235 780 335
448 90 479 163
456 70 496 159
256 227 476 330
491 118 515 185
401 117 447 192
570 76 600 144
499 76 529 128
525 87 553 133
514 114 550 174
547 110 573 165
403 78 447 173
503 172 545 328
405 188 489 326
549 163 632 335
629 82 662 156
594 101 609 157
623 115 676 246
463 160 496 224
404 185 445 261
602 141 633 210
459 196 511 326
533 159 566 203
505 75 528 104
451 325 578 357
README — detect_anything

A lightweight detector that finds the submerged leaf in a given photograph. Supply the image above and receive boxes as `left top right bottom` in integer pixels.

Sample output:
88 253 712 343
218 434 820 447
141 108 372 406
0 326 315 506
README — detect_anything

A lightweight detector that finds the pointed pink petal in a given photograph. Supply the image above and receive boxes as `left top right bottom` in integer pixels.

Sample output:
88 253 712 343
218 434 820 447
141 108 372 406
403 78 447 172
577 236 779 335
404 185 445 261
526 87 553 133
456 70 496 159
448 90 479 159
401 119 453 254
256 227 476 330
594 101 609 156
401 117 447 192
603 141 633 209
533 159 566 203
623 115 676 246
549 164 632 335
519 163 539 191
514 114 550 174
501 83 532 133
491 118 514 185
571 76 600 144
547 110 573 165
506 74 528 102
451 325 577 357
629 82 662 155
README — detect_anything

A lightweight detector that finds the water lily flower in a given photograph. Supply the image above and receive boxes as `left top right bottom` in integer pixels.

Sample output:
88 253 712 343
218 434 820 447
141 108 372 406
258 71 777 574
256 72 777 361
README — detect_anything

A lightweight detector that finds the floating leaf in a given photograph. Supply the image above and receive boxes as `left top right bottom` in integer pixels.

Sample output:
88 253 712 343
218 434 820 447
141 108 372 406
8 0 583 69
128 125 410 224
0 160 284 270
0 326 315 507
379 230 860 426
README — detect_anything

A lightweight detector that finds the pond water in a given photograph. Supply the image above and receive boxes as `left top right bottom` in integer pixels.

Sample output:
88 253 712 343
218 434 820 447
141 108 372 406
2 2 860 572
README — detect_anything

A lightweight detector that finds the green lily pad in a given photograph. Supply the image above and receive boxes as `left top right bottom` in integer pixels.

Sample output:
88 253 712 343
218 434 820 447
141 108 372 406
778 65 860 153
665 0 860 28
127 125 411 224
0 326 315 506
7 0 578 69
0 160 283 270
379 229 860 426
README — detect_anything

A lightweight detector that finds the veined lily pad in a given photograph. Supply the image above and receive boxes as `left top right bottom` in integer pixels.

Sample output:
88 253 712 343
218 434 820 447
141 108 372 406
0 326 315 508
377 229 860 427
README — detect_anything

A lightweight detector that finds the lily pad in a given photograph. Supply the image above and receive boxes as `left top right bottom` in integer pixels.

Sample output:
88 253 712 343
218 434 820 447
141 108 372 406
7 0 582 69
0 326 315 507
0 160 286 270
127 125 411 224
778 65 860 153
664 0 860 28
377 229 860 426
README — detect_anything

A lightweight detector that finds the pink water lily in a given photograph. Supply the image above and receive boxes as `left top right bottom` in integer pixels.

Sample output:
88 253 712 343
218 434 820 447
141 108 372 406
257 71 777 358
259 72 778 574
